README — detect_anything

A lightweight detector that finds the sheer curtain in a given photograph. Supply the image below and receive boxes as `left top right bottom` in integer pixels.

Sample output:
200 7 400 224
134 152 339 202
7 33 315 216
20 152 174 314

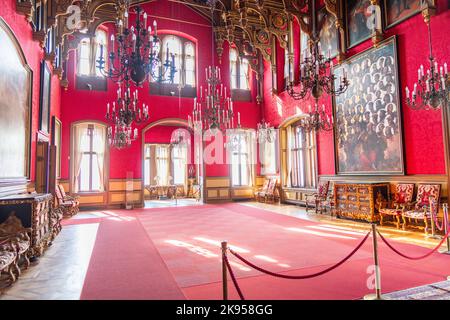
72 123 88 193
156 145 169 185
172 144 187 186
92 125 106 191
89 35 97 76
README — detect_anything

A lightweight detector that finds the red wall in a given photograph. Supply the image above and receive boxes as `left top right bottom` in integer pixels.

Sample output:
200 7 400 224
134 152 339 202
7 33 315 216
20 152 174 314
60 0 261 181
264 3 450 176
1 0 61 182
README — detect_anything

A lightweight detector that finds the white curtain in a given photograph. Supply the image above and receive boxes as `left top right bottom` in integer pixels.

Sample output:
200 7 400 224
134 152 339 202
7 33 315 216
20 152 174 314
156 145 169 185
92 125 106 191
172 144 187 186
286 126 293 187
72 123 88 193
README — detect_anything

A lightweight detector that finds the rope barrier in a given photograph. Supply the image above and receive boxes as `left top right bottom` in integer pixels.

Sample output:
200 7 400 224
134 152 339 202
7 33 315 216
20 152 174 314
223 253 245 300
228 230 371 280
377 228 450 260
431 203 448 232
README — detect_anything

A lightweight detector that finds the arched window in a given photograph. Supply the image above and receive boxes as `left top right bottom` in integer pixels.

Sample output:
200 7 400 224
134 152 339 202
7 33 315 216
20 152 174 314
162 35 182 84
71 122 107 193
150 34 196 95
77 28 108 78
184 42 196 87
229 48 250 90
78 37 91 76
95 29 108 77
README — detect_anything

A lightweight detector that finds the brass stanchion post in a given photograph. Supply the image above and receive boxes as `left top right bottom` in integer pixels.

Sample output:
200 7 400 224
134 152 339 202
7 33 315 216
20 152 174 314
427 198 441 240
364 223 385 300
221 241 228 300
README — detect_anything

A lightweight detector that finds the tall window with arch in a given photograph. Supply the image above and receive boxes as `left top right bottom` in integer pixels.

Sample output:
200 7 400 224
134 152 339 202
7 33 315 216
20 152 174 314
77 28 108 77
229 47 251 101
150 34 196 96
286 123 317 189
229 48 250 90
71 122 107 193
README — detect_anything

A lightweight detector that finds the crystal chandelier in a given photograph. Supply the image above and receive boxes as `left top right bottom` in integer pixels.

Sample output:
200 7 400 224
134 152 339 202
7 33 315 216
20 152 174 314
107 124 138 149
286 0 349 101
257 120 275 144
405 10 448 110
188 66 238 133
106 81 149 128
298 102 333 132
96 0 177 86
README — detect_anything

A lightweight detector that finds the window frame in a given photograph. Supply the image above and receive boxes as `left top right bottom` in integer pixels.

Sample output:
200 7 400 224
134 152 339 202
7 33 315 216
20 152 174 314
150 34 197 98
228 129 255 187
229 47 252 102
70 122 108 194
285 123 317 189
76 28 108 91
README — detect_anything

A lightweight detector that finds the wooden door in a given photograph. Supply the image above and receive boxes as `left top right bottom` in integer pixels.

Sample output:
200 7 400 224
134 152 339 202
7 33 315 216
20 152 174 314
35 141 49 193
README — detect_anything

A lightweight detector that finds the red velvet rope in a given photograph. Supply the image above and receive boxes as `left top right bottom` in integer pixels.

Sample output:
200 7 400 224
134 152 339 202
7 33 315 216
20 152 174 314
228 230 371 280
377 229 450 260
223 253 245 300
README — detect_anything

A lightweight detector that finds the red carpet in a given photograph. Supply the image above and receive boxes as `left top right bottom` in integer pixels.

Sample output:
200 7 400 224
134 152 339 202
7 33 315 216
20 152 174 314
80 211 185 300
74 203 450 300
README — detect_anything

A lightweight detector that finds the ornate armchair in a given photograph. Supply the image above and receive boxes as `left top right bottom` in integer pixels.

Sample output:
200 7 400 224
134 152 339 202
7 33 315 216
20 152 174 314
321 181 336 215
145 185 159 200
265 179 280 204
55 184 79 217
254 179 270 202
378 184 414 228
0 239 17 286
402 184 441 234
0 212 32 278
305 181 330 214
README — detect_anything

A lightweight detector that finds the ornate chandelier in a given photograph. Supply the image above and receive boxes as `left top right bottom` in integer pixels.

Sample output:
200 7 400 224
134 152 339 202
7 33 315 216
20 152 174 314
189 66 239 132
106 82 149 128
286 0 348 101
107 124 138 149
96 1 177 86
405 10 448 110
298 102 333 132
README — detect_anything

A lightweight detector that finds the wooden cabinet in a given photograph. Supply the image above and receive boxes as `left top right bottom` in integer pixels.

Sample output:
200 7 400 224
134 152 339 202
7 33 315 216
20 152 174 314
334 183 389 222
0 193 53 258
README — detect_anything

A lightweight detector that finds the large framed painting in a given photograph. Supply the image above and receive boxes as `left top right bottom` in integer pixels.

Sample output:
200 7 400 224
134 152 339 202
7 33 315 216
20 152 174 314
318 7 339 58
333 36 404 175
0 18 32 183
384 0 423 28
346 0 375 48
39 61 51 134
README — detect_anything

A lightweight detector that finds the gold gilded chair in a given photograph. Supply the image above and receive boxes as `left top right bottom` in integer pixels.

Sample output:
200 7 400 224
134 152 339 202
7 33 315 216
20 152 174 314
402 184 441 234
305 181 330 214
378 184 414 228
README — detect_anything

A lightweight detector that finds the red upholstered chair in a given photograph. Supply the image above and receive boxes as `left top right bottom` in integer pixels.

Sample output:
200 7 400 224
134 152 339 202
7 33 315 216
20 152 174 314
265 179 280 203
378 184 414 228
305 181 330 214
402 184 441 234
254 179 270 202
55 184 80 217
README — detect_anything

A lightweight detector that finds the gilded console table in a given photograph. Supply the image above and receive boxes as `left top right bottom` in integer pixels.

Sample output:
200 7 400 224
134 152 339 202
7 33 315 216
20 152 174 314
0 193 53 259
334 183 390 223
